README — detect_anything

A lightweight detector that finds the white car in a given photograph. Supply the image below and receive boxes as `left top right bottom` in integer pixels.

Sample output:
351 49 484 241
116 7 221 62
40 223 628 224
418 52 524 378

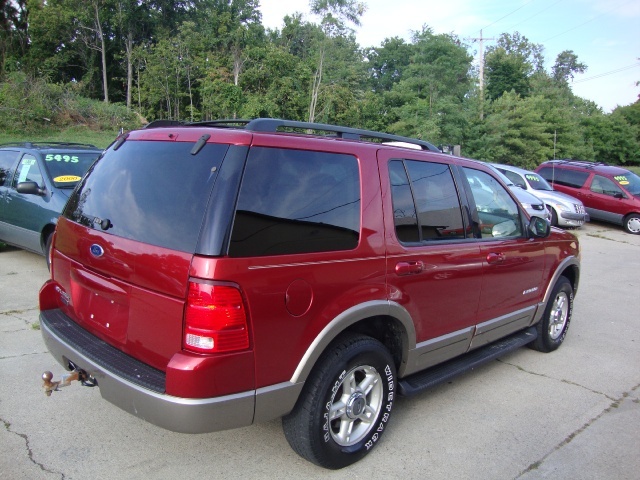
492 164 589 227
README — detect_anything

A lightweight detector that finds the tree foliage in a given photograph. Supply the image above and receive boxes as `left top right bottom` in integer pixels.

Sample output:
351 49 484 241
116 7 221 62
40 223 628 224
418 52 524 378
0 1 638 165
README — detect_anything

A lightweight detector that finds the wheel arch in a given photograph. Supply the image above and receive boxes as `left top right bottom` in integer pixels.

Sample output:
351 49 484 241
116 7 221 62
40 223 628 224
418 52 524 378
40 222 56 253
533 256 580 325
289 300 416 385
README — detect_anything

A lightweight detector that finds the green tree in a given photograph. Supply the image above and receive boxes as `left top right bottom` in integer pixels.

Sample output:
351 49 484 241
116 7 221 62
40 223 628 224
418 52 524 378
307 0 365 123
484 32 544 101
552 50 586 83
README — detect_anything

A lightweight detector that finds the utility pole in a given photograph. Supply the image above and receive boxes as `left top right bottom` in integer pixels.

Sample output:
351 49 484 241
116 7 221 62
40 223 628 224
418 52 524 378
467 29 495 119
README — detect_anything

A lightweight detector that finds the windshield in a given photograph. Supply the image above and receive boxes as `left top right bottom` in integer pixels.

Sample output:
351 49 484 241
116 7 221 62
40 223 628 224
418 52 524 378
524 173 553 191
42 151 102 188
613 171 640 196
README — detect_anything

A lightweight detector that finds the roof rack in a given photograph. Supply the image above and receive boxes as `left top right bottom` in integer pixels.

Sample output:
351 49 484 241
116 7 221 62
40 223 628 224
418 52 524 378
144 117 441 152
0 141 99 149
548 159 609 168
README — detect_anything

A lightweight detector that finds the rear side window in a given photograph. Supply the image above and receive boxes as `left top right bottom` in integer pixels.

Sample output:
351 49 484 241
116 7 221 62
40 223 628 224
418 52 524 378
538 166 589 189
389 159 467 242
64 141 226 253
229 147 360 257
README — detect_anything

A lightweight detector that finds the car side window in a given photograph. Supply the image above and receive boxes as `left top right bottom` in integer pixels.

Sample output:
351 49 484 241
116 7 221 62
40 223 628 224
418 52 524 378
590 175 624 197
462 167 523 238
0 150 20 186
389 159 468 242
229 147 361 257
538 166 589 188
501 169 525 188
12 154 43 188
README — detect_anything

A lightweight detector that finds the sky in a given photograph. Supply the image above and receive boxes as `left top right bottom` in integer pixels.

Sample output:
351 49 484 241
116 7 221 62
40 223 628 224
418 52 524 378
258 0 640 113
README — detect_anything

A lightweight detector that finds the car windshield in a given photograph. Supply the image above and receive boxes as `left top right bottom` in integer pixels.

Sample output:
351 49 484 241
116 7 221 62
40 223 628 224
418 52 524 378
42 151 102 188
524 173 553 191
613 171 640 196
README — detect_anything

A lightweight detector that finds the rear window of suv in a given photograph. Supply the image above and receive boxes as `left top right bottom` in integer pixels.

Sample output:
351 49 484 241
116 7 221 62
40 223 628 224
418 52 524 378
63 141 226 253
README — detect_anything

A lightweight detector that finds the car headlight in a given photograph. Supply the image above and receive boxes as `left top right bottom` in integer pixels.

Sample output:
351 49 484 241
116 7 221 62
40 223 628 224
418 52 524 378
554 203 570 212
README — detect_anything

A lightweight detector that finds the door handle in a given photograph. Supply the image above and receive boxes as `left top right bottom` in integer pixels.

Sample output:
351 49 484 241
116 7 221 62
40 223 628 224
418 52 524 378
486 252 506 265
395 261 424 276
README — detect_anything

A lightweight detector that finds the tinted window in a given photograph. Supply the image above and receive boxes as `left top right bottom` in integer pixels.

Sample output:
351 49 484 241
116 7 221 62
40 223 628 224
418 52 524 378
538 166 589 188
390 159 467 242
42 151 102 188
0 150 19 186
229 147 360 257
500 169 525 188
590 175 624 197
64 141 226 253
13 154 43 187
463 167 522 238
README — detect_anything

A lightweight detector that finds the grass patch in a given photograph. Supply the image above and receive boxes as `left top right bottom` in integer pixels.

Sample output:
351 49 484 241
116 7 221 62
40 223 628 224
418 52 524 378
0 126 122 150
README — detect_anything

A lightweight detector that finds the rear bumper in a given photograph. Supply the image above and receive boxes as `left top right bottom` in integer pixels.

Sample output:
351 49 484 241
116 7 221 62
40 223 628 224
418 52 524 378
40 309 255 433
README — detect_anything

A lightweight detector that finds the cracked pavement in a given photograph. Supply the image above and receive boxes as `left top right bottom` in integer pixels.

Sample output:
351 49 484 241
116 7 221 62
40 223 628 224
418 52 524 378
1 220 639 479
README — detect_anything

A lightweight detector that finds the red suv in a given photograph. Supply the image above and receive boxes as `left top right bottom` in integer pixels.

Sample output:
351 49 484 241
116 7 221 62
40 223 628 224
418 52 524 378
40 119 580 469
536 160 640 234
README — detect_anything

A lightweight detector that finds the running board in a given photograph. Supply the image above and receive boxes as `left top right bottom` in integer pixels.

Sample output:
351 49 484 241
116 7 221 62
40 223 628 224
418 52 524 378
398 327 538 396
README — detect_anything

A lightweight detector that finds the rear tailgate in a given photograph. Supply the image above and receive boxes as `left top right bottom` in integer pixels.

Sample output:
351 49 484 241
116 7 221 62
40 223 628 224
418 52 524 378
47 132 249 371
52 217 191 370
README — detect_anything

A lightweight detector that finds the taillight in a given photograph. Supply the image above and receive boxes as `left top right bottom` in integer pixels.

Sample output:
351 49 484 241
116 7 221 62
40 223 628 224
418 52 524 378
184 282 249 354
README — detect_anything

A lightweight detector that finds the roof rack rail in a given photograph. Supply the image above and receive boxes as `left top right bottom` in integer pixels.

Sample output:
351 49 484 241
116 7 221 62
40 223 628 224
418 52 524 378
550 159 609 168
0 141 98 149
145 117 441 152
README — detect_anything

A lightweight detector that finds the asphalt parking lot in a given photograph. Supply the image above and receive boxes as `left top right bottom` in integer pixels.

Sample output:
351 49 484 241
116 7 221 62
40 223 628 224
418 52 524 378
1 221 639 480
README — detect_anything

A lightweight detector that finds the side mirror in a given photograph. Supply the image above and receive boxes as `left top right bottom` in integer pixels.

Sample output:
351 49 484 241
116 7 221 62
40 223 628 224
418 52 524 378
528 216 550 238
613 192 625 199
16 181 46 196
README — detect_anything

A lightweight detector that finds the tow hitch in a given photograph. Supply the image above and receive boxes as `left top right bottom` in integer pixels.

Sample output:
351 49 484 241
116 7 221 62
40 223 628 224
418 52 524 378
42 363 97 396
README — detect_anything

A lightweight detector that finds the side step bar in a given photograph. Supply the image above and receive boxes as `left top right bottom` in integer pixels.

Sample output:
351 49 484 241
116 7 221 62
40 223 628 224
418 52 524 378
398 327 538 396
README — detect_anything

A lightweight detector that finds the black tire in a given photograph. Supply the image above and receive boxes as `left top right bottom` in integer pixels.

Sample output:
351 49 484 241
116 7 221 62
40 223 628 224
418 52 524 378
623 213 640 234
549 207 558 227
282 333 396 469
44 233 53 271
530 276 573 352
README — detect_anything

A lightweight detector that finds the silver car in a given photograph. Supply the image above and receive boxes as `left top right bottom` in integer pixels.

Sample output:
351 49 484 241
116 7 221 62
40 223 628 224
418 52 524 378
492 164 589 228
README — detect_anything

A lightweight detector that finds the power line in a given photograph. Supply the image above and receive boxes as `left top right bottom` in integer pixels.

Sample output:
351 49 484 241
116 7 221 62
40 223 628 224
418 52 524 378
572 63 640 84
503 0 566 33
479 0 536 33
541 0 635 43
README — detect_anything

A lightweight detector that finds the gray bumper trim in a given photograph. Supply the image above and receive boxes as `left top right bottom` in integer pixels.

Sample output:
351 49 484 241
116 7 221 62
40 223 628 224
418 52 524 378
41 312 255 434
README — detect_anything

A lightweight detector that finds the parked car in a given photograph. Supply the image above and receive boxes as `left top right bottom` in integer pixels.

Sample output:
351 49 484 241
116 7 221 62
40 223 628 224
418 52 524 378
0 142 103 266
536 160 640 234
492 163 588 228
39 119 580 469
484 164 551 222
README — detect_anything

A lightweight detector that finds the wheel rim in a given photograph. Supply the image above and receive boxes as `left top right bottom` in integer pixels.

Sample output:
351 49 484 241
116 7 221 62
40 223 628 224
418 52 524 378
548 291 569 340
626 216 640 234
328 364 383 447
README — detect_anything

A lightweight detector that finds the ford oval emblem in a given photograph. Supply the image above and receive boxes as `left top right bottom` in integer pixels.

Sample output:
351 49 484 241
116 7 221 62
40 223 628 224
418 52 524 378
90 244 104 257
